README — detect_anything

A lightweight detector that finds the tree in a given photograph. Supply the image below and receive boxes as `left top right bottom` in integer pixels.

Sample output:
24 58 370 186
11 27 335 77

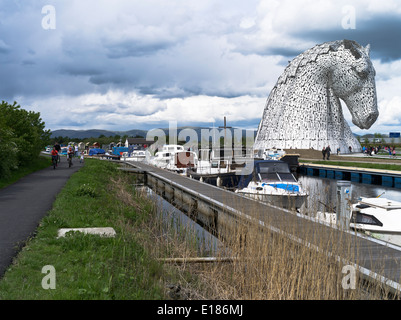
0 101 50 177
0 117 18 178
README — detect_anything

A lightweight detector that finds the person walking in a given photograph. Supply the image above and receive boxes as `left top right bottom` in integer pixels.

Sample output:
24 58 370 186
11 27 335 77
80 151 85 163
322 147 326 160
326 145 331 160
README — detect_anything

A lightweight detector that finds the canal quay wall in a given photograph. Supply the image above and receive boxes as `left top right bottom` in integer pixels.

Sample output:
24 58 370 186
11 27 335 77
288 148 401 188
119 160 401 296
299 163 401 188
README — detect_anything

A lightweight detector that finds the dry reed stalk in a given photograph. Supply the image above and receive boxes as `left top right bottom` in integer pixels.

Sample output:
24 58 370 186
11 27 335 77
118 171 396 300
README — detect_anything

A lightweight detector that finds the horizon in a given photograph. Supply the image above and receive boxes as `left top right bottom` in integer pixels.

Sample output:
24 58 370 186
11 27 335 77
49 126 393 138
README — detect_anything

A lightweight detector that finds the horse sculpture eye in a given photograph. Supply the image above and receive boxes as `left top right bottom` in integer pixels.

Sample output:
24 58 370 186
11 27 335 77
357 70 369 79
350 66 368 79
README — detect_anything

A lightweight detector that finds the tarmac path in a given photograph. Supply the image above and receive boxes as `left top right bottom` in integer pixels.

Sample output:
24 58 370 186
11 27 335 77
0 156 84 277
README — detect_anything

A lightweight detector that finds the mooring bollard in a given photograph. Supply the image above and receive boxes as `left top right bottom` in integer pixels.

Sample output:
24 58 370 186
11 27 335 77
336 180 351 229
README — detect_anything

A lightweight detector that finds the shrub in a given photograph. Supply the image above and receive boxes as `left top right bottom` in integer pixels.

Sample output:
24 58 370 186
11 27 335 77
75 184 98 198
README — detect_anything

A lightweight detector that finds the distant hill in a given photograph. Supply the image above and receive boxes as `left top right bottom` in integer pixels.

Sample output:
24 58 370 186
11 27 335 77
50 127 257 140
51 129 148 139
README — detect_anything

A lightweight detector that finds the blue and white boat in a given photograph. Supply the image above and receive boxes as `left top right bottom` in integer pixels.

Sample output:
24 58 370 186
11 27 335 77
235 160 308 210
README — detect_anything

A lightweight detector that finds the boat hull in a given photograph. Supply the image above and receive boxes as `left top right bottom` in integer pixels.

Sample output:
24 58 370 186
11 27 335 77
237 191 307 210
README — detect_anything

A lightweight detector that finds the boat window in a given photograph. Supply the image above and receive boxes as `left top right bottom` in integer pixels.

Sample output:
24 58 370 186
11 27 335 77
258 162 290 174
277 173 297 182
259 172 280 182
351 212 383 227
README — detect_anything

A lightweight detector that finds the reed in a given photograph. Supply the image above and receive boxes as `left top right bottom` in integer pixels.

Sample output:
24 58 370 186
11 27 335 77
144 181 400 300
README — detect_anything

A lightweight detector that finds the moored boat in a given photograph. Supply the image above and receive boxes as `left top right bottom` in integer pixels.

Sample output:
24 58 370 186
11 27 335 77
235 160 308 210
122 150 148 162
349 197 401 247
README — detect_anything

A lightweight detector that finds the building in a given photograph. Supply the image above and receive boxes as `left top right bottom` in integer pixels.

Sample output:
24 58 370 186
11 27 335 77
124 138 155 149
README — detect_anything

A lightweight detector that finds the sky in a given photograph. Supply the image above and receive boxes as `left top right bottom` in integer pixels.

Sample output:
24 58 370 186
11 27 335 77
1 0 401 135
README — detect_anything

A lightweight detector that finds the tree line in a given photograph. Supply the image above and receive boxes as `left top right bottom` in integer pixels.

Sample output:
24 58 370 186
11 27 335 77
0 101 50 178
51 134 140 146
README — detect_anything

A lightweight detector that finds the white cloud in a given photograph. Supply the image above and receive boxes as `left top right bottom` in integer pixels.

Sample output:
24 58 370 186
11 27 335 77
20 90 266 131
2 0 401 134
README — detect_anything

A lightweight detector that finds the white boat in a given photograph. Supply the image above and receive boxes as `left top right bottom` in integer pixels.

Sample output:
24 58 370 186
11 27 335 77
122 150 148 162
147 145 184 169
255 148 286 160
148 145 198 173
166 150 198 174
349 197 401 247
235 160 308 210
196 159 230 175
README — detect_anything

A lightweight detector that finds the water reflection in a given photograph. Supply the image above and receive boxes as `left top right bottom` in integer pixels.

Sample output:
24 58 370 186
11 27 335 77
298 175 401 214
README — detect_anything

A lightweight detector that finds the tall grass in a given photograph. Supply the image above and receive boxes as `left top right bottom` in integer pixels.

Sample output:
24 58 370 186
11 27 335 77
144 181 400 300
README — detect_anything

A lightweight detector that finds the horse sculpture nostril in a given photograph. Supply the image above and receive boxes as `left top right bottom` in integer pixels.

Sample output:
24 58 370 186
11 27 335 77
365 112 379 129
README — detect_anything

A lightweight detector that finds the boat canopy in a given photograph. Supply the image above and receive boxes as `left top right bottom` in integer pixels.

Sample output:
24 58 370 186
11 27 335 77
89 148 106 156
237 160 294 189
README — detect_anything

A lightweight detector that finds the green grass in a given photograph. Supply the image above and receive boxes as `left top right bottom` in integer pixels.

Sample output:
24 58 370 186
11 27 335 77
0 156 51 189
0 159 165 300
300 160 401 171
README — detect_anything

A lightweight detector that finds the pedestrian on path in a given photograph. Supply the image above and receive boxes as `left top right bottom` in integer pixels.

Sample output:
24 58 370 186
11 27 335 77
322 147 326 160
326 145 331 160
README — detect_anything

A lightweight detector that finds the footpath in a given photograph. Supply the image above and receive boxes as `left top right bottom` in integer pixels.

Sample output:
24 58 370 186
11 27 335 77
0 157 83 277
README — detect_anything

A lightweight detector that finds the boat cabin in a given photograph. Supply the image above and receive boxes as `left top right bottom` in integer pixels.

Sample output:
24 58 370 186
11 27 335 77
237 160 296 189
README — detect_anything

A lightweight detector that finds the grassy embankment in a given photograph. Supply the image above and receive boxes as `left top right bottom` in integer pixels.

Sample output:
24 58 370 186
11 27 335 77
0 159 165 299
300 160 401 171
0 156 51 189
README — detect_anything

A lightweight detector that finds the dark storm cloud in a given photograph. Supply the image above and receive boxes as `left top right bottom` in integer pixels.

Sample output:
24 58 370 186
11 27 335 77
289 13 401 62
104 39 174 59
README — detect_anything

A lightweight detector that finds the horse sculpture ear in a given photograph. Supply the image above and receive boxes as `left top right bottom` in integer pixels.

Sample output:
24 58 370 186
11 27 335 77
365 44 371 57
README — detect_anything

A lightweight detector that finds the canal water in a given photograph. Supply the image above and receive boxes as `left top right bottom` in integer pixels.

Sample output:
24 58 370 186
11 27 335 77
298 174 401 214
143 186 224 256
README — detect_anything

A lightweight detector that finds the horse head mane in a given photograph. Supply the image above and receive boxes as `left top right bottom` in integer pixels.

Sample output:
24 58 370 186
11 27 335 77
277 39 369 85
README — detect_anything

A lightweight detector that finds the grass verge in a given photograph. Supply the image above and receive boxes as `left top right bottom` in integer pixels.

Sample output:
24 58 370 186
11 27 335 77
300 160 401 171
0 156 51 189
0 159 165 300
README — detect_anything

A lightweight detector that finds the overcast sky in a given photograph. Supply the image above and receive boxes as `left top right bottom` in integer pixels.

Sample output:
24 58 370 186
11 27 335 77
1 0 401 134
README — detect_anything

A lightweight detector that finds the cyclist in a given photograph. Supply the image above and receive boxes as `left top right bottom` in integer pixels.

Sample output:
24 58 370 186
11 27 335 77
51 146 58 169
67 145 74 166
54 142 61 163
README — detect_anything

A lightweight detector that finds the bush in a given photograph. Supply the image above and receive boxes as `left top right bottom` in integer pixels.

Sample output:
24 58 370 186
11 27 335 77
75 184 98 198
0 101 50 178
